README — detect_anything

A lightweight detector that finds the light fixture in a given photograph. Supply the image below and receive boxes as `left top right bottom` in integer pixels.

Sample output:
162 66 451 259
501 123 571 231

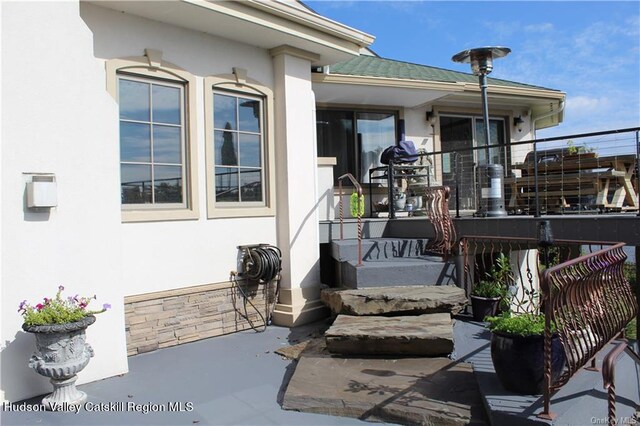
452 46 511 217
425 110 436 125
514 116 524 132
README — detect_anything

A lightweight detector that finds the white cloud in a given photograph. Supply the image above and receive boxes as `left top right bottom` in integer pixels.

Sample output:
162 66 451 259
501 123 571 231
566 96 608 116
524 22 554 33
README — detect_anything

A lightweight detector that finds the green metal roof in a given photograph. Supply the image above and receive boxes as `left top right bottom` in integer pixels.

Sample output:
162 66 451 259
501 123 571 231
328 55 559 91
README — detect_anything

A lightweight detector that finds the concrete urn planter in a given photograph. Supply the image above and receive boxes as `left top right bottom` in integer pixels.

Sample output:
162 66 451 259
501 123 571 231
22 315 95 409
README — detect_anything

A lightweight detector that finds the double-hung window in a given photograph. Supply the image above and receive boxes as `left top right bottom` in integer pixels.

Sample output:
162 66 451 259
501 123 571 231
118 75 186 207
213 92 264 204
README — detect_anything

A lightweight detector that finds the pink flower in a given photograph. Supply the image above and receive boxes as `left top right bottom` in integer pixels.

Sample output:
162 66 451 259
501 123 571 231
36 304 44 311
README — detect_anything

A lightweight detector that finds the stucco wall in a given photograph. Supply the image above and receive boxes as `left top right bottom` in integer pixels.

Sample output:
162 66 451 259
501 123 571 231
81 4 279 294
1 2 286 402
1 1 128 402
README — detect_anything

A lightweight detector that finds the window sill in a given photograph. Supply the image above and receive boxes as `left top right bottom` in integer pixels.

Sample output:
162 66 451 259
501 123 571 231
122 207 199 223
207 205 275 219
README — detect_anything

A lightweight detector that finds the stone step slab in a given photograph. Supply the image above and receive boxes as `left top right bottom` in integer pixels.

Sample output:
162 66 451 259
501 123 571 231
321 285 466 316
325 313 454 356
282 354 486 425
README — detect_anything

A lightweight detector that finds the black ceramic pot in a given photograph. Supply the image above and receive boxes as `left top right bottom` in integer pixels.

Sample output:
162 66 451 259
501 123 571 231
490 331 565 395
470 295 501 322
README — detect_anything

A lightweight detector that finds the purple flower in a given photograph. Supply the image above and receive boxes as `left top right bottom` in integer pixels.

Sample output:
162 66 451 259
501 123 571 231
58 285 64 291
103 303 111 310
18 300 27 312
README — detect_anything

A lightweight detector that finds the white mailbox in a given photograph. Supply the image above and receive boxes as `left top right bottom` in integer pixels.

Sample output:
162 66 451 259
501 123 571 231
27 181 58 208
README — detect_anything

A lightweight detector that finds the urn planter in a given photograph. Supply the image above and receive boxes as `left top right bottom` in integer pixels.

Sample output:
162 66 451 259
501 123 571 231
22 315 96 409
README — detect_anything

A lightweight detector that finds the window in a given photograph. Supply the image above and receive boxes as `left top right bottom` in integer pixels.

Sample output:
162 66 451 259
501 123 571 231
316 109 397 184
205 73 275 218
213 92 264 204
118 75 185 206
106 52 199 222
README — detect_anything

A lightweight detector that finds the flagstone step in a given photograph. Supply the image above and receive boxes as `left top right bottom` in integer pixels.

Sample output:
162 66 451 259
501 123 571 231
282 355 485 426
321 285 466 316
325 313 454 357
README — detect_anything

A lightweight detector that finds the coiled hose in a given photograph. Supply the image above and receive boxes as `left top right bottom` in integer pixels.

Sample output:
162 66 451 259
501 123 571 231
231 245 282 332
243 245 282 283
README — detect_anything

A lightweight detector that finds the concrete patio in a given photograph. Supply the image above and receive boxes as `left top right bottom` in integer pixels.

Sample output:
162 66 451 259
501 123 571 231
1 317 638 425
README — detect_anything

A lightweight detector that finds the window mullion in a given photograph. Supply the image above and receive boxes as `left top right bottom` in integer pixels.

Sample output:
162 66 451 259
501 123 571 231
149 84 155 204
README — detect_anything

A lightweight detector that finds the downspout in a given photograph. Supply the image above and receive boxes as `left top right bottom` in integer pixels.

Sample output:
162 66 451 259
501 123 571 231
531 100 565 139
530 100 565 217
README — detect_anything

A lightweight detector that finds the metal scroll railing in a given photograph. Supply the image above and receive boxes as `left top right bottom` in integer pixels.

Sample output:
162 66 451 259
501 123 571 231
540 243 639 419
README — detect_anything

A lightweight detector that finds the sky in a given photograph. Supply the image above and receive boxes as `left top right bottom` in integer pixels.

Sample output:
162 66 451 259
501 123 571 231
305 1 640 140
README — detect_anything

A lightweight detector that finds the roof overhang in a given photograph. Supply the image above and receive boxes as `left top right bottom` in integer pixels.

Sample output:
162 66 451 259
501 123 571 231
313 73 565 128
87 0 375 66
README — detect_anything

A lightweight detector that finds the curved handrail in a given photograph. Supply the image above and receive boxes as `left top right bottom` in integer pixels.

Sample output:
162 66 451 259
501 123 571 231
337 173 363 267
602 341 640 426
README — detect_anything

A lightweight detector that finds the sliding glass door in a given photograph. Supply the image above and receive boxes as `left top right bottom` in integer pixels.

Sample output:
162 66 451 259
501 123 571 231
440 115 507 210
316 109 397 184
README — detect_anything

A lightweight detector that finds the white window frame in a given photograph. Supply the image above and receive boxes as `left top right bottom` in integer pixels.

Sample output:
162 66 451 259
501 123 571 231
106 54 199 222
204 74 275 218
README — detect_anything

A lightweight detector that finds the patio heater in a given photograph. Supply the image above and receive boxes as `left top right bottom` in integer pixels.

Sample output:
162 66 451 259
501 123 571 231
452 46 510 217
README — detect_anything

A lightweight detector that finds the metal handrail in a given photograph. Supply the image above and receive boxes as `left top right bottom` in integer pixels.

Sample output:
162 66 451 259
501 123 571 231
337 173 363 267
602 340 640 426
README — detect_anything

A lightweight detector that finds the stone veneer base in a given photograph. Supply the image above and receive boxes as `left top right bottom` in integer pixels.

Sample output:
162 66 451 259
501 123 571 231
124 280 275 356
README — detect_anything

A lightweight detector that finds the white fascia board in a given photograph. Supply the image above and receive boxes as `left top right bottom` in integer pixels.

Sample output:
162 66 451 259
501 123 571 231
88 1 372 64
244 0 375 47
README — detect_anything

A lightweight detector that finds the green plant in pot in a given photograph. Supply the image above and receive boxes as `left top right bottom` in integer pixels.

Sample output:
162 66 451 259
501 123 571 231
470 280 504 322
486 311 565 395
470 253 512 321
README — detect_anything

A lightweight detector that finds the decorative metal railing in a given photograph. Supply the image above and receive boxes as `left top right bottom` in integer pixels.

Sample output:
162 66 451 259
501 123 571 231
337 173 363 267
460 236 638 419
423 186 456 256
540 243 638 419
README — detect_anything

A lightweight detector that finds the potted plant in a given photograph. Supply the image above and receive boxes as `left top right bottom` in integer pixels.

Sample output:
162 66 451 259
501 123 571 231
486 312 565 395
470 280 504 321
18 286 110 409
470 253 512 321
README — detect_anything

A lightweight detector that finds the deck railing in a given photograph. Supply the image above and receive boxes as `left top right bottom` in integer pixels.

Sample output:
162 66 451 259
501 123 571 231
372 127 640 217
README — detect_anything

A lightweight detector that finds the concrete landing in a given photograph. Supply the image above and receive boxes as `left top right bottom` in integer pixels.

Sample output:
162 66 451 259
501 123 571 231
340 257 457 288
331 238 431 262
282 354 487 425
321 285 467 316
325 314 454 356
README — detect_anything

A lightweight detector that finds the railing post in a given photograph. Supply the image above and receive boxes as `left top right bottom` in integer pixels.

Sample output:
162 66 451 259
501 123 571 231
533 140 540 217
538 220 556 420
337 173 363 267
388 161 396 219
454 152 461 219
357 195 363 267
338 180 344 240
635 130 639 217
